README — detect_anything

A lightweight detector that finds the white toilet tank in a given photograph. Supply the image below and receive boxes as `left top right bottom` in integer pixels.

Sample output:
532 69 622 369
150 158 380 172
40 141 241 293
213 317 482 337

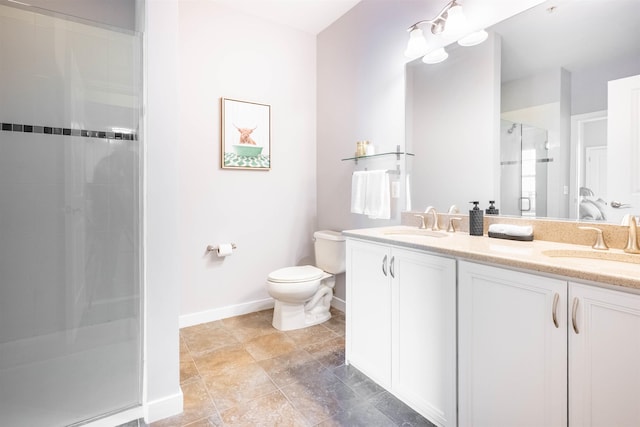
313 230 346 274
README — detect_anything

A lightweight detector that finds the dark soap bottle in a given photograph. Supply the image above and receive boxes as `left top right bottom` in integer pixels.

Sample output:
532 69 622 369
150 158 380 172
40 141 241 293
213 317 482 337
469 201 484 236
486 200 499 215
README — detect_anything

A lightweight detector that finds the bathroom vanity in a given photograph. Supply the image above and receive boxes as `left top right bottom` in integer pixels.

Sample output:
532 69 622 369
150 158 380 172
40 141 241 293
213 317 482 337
343 226 640 427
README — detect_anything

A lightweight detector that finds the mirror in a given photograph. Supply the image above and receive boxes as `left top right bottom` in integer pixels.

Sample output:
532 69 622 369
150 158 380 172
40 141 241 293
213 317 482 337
406 0 640 223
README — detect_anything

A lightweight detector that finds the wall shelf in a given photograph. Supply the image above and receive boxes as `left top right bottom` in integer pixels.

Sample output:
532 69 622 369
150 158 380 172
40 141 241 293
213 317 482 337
342 149 415 164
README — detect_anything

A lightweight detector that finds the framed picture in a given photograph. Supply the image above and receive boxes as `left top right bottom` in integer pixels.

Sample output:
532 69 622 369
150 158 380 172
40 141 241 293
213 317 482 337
220 98 271 170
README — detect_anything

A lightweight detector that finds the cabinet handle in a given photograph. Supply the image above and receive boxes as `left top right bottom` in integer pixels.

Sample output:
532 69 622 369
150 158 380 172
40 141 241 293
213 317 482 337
572 297 580 334
382 255 388 276
552 292 560 328
390 256 395 278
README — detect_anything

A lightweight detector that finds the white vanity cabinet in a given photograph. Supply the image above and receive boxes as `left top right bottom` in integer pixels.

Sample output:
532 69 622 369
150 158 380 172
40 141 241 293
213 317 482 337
569 282 640 427
458 261 568 427
346 238 457 427
459 260 640 427
346 239 393 388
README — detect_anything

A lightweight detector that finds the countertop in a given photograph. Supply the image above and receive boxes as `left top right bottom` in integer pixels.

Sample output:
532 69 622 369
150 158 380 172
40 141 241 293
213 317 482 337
343 226 640 291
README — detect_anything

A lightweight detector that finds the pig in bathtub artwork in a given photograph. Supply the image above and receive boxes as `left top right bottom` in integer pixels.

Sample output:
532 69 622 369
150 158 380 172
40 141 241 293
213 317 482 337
221 98 271 170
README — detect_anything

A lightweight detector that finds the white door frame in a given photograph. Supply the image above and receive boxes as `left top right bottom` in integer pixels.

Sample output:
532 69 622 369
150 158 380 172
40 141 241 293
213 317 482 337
570 110 607 220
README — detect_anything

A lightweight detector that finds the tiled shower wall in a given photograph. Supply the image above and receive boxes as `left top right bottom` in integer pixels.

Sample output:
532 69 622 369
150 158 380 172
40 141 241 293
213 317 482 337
0 3 141 350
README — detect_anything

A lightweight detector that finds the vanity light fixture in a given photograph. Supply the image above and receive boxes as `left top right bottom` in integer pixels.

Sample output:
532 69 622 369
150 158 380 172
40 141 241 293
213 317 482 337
422 47 449 64
457 29 488 46
405 0 487 63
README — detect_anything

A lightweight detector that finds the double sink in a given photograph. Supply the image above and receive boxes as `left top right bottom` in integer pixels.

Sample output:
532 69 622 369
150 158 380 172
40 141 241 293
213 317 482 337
381 227 640 266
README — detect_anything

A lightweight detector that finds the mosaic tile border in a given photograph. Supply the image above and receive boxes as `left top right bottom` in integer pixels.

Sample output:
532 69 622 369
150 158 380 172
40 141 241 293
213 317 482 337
1 122 137 141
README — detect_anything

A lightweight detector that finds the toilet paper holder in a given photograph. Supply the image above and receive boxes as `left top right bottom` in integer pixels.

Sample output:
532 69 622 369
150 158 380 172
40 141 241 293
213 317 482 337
206 243 237 253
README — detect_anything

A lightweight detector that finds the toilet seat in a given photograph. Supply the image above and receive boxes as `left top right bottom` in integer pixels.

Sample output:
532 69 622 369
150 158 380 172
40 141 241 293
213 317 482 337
268 265 324 283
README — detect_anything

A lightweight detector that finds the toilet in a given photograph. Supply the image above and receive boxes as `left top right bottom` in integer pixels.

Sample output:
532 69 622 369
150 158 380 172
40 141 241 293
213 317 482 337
266 230 345 331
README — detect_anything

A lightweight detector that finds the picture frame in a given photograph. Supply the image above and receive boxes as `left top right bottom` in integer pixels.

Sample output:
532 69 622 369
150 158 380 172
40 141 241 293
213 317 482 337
220 97 271 170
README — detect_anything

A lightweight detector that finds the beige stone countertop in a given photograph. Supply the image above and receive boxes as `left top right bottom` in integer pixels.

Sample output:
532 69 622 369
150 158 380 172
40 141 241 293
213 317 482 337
342 226 640 291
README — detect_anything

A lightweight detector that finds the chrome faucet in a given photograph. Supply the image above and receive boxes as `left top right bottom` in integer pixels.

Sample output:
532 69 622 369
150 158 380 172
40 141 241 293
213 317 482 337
424 206 440 231
624 215 640 254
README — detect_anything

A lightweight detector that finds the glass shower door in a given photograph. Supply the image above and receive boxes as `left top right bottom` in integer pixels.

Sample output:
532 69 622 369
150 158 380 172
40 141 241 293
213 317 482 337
500 120 550 217
0 4 142 426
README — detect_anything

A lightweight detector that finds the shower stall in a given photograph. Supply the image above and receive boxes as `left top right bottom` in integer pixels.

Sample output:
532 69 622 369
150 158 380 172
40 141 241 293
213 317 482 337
0 3 143 425
500 119 550 217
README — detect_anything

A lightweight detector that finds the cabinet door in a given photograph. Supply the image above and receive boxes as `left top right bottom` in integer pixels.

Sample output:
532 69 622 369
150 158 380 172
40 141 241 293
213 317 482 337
345 239 392 388
458 261 567 427
392 248 456 427
569 282 640 427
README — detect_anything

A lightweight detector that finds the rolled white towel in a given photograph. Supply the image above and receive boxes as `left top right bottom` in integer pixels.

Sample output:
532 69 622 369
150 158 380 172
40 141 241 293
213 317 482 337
488 224 533 237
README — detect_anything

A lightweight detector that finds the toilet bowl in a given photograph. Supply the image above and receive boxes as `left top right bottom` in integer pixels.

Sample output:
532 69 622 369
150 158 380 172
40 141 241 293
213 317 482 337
266 230 345 331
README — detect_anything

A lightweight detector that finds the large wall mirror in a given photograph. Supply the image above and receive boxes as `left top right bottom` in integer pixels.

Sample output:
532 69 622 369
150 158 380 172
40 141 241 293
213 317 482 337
406 0 640 224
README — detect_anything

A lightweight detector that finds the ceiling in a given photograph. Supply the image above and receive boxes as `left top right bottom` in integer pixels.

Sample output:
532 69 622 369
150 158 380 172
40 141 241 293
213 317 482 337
213 0 362 35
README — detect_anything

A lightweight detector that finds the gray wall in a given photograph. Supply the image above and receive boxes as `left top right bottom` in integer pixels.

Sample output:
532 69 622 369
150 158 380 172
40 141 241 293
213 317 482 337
407 35 501 212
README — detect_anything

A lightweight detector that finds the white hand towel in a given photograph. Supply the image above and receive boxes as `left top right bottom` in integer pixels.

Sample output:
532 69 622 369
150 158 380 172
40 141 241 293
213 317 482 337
364 170 391 219
488 224 533 237
351 171 367 214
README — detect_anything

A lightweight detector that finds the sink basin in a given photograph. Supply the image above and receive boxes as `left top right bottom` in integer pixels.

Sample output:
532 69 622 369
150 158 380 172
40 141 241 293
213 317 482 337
542 249 640 265
383 229 449 238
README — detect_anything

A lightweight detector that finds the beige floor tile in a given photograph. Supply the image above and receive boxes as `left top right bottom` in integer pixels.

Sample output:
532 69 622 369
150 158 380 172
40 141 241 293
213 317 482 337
183 416 223 427
202 362 277 412
221 311 277 343
191 344 255 376
220 390 309 427
180 355 200 385
181 322 238 354
322 313 345 336
303 336 345 369
258 349 325 388
150 379 218 427
244 332 298 361
285 324 338 347
180 336 191 357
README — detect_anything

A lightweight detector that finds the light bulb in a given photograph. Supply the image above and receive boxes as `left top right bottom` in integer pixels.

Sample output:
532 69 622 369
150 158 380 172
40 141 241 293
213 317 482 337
458 30 488 47
422 47 448 64
404 27 429 59
443 4 467 37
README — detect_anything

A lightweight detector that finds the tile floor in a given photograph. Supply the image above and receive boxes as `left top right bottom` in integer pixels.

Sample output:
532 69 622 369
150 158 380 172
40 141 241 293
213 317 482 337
147 307 434 427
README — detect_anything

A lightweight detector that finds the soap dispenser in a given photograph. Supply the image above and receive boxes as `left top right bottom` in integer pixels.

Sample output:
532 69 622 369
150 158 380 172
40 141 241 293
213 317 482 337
486 200 499 215
469 201 484 236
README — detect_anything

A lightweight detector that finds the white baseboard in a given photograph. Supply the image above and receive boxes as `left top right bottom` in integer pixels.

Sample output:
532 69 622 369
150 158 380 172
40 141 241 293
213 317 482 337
331 296 346 313
144 389 184 424
179 298 275 328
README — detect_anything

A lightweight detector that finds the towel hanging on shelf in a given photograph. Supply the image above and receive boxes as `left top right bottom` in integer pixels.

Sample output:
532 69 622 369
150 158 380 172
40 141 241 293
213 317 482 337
351 171 367 214
351 170 391 219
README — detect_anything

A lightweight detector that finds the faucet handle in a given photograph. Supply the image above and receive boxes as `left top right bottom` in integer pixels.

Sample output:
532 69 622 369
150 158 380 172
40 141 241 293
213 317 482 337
414 214 426 229
624 215 640 254
448 217 462 233
578 226 609 251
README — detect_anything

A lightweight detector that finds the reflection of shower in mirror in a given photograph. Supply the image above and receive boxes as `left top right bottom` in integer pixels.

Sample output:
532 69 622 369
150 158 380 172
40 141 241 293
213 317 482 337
500 120 550 218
